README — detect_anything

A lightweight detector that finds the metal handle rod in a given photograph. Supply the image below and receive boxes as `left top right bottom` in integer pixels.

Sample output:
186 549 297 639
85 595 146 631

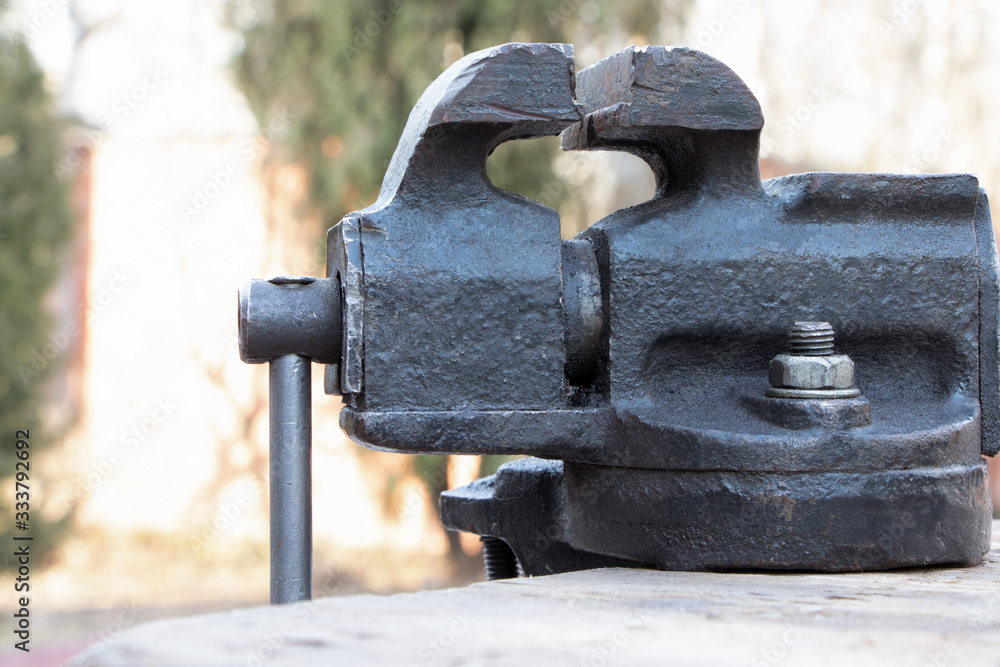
269 353 312 604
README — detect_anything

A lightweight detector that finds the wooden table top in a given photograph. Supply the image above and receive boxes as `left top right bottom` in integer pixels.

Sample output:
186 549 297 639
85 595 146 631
76 520 1000 666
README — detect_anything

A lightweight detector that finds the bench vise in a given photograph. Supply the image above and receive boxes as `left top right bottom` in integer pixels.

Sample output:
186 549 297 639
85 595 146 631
239 43 998 598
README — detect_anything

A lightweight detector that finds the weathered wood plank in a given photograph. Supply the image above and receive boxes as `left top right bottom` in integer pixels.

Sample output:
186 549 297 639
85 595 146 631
76 521 1000 666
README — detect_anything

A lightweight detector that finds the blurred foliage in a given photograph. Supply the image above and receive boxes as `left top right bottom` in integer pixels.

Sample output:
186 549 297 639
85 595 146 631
0 9 74 567
231 0 687 227
231 0 689 558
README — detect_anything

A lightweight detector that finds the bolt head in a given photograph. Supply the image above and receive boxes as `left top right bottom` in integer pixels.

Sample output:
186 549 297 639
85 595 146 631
769 354 855 390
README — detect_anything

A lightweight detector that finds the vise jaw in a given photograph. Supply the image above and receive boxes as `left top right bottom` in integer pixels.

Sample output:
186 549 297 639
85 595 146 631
241 43 998 579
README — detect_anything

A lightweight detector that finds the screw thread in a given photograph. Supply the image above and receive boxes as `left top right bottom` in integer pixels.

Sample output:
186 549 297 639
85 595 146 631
480 536 520 580
788 321 835 356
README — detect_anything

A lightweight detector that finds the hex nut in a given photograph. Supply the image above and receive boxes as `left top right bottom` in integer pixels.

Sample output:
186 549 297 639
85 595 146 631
769 354 855 390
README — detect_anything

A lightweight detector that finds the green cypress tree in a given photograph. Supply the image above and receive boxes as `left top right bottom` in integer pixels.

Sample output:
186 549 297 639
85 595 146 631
0 9 74 567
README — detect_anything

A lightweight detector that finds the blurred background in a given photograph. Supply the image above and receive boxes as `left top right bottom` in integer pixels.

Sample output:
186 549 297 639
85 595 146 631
1 0 999 662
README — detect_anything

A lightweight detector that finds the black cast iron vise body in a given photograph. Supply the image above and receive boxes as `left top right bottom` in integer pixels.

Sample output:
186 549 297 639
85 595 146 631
240 43 999 598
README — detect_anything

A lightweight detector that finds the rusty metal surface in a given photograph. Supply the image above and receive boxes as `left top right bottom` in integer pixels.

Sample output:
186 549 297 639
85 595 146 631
332 43 580 413
238 276 341 366
441 457 991 574
240 43 998 577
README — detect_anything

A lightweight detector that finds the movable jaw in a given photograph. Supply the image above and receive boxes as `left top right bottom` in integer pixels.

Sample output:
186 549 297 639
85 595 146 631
327 42 607 456
241 42 998 582
563 45 765 198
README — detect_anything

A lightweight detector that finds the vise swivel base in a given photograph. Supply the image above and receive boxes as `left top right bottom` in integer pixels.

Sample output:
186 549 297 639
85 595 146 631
240 43 998 599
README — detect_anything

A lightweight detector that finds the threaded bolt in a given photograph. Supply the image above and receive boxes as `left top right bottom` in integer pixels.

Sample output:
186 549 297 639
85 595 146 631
480 536 520 580
788 321 835 356
767 321 861 399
